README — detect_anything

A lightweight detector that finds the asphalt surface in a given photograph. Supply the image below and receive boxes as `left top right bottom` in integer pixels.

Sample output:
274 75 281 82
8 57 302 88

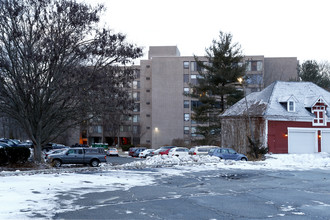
52 166 330 220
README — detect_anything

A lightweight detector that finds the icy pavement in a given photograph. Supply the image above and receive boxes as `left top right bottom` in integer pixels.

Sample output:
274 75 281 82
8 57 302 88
1 153 330 219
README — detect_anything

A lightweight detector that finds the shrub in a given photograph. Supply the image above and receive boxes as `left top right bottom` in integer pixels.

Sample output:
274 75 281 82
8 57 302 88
247 136 268 159
121 144 134 152
0 148 8 165
0 147 30 165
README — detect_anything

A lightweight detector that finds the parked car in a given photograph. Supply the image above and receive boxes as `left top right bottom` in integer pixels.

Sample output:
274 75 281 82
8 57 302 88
107 148 119 156
168 147 189 157
128 147 137 157
0 139 33 148
0 142 11 148
211 148 248 161
189 146 219 155
44 149 67 159
159 148 172 155
153 146 176 156
132 148 147 157
47 147 107 167
208 147 220 156
0 138 19 147
139 149 154 158
18 141 34 148
43 143 68 152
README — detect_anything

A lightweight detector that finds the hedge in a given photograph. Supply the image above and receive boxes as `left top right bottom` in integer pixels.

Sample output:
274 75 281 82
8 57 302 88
0 147 30 165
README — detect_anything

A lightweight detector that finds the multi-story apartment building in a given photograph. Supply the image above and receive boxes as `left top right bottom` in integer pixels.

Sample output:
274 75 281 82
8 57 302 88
0 46 298 148
79 46 298 148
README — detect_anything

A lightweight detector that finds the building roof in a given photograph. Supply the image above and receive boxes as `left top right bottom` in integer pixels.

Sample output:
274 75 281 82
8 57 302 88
221 81 330 120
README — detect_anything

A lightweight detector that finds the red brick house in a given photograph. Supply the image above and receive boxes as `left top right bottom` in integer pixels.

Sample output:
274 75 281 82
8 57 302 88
221 81 330 154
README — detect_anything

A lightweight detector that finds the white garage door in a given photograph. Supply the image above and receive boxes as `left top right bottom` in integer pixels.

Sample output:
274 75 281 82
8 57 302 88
321 131 330 153
288 129 317 154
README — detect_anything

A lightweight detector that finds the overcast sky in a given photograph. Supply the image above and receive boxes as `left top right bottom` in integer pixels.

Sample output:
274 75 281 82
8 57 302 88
85 0 330 64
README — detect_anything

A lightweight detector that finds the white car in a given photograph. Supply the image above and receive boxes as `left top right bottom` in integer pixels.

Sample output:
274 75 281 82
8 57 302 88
106 148 119 156
139 149 154 158
169 147 189 157
188 146 219 155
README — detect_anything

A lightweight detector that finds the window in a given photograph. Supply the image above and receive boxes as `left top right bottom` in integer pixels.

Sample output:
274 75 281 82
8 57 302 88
246 60 263 71
184 100 189 108
133 103 140 112
183 87 190 94
183 61 189 69
133 115 140 123
133 81 140 89
133 125 140 134
184 74 189 83
184 126 189 134
190 75 198 85
190 61 202 72
134 69 140 79
246 74 263 85
146 77 150 80
120 125 131 132
191 126 197 136
146 114 151 117
184 113 190 121
191 61 197 71
146 89 150 92
288 101 295 112
191 100 203 110
133 92 140 101
121 115 131 121
146 126 150 129
90 126 102 134
146 102 150 105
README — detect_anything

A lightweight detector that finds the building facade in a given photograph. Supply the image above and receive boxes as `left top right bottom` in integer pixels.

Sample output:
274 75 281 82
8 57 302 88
81 46 298 148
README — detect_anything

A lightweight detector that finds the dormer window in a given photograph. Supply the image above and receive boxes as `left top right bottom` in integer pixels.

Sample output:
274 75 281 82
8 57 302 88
312 97 328 126
287 101 295 112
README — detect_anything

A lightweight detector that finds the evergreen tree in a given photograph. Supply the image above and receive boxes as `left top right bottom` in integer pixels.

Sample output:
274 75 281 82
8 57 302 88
298 60 330 89
188 31 245 144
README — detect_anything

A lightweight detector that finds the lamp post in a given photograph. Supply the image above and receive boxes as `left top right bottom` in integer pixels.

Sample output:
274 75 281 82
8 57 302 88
237 77 255 146
154 127 159 148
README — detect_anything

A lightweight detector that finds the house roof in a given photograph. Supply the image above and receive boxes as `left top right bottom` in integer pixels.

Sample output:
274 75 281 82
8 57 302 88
221 81 330 120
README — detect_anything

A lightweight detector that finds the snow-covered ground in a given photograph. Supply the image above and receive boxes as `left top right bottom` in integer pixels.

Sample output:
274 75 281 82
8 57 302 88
1 153 330 219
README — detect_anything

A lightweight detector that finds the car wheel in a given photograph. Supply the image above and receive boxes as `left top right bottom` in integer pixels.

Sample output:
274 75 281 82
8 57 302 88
90 159 99 167
52 159 61 168
241 157 247 161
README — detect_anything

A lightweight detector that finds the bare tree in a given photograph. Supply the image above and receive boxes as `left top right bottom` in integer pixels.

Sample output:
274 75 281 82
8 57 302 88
0 0 143 162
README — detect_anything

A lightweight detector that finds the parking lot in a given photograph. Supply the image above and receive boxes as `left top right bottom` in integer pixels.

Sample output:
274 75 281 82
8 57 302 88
53 168 330 219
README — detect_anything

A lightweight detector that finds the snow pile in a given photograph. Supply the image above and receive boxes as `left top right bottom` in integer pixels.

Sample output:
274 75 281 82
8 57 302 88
260 153 330 170
119 153 330 171
119 155 221 169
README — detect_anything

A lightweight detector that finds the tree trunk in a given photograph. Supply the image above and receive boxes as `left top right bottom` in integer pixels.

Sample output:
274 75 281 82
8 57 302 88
33 142 43 163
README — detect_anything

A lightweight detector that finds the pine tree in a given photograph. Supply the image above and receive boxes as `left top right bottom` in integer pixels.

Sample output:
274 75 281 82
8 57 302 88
188 31 245 144
298 60 330 89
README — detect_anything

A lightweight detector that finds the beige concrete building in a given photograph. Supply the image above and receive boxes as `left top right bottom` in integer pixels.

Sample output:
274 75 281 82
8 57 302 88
83 46 298 148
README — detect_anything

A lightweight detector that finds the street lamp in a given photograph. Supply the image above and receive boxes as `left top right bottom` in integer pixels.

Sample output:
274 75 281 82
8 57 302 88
154 127 159 148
